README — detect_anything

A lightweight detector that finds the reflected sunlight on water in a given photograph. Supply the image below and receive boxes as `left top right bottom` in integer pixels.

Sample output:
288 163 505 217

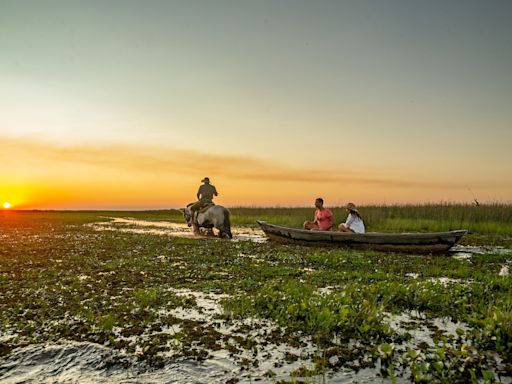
87 217 268 243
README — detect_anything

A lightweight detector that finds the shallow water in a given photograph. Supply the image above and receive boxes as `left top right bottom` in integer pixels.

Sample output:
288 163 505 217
0 341 238 384
88 217 268 243
385 311 468 347
0 286 474 384
0 341 403 384
449 244 512 260
0 284 404 383
90 219 512 251
4 218 510 383
3 305 504 384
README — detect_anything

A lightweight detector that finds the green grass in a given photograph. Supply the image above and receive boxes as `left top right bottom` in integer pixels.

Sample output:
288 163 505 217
1 207 511 383
229 203 512 234
6 202 512 234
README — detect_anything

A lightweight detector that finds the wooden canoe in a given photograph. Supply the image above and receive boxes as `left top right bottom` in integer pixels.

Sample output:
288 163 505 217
257 221 467 253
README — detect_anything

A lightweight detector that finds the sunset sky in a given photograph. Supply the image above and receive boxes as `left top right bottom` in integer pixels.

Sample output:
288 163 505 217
1 1 511 209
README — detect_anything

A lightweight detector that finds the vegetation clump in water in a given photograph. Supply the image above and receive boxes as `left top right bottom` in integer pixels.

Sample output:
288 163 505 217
1 205 511 383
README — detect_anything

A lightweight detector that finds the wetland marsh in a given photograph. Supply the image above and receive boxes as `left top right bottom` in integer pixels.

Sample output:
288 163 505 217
1 205 511 383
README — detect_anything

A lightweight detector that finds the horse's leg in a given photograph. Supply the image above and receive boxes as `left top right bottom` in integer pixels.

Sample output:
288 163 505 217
223 226 232 239
198 212 215 236
211 217 224 238
203 211 219 237
204 207 231 239
193 212 204 235
215 223 230 239
221 208 232 239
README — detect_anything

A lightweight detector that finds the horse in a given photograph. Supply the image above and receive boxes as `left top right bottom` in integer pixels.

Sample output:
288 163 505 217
181 204 232 239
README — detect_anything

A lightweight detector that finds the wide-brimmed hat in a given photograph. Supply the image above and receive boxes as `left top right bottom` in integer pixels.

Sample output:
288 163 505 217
346 202 358 212
201 177 210 183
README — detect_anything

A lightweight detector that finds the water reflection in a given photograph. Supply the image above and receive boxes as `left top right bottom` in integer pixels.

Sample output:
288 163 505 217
449 244 512 260
88 217 268 243
0 341 238 384
0 340 404 383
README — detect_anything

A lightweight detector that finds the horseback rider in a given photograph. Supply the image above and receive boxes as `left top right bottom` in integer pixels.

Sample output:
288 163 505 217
189 177 218 232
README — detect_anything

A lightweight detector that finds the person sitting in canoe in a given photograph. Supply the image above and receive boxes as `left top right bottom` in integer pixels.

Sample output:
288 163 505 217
338 202 365 233
303 197 334 231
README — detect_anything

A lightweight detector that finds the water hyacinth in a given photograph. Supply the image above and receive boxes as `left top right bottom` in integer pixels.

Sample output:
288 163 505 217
0 208 511 383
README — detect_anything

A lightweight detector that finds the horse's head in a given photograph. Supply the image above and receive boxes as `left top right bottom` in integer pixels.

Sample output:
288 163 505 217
180 207 193 227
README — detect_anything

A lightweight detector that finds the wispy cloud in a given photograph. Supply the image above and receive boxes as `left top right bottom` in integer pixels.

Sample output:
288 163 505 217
0 135 487 189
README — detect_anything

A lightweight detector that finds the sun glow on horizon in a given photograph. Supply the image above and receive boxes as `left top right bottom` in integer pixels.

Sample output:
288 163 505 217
3 202 12 209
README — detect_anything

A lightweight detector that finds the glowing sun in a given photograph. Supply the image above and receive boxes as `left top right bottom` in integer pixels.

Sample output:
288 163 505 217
2 202 11 209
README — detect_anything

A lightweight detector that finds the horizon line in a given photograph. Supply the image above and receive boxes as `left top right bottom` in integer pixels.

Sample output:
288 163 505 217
4 201 512 212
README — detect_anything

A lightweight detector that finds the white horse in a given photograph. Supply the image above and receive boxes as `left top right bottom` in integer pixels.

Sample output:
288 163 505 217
181 205 232 239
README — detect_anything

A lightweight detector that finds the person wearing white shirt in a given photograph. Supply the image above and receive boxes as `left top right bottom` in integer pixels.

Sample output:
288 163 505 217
338 202 365 234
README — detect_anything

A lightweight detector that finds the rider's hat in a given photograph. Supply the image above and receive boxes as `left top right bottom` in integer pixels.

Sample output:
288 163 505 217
201 177 210 183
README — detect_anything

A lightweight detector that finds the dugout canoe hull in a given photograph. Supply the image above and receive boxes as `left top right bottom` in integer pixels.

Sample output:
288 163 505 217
257 221 467 253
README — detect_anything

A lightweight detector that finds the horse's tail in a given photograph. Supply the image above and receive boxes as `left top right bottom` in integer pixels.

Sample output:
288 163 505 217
223 208 232 239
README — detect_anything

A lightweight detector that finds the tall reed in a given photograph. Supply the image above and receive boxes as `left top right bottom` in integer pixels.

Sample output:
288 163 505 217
229 203 512 234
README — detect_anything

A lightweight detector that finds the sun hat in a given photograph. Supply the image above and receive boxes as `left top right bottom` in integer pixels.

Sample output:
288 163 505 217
201 177 210 183
346 202 358 212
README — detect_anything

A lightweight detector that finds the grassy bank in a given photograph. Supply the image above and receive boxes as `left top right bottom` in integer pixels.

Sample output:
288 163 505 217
230 203 512 235
7 202 512 234
1 207 511 383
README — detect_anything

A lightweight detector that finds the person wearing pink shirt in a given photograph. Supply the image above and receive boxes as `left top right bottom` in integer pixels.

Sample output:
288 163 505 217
303 198 334 231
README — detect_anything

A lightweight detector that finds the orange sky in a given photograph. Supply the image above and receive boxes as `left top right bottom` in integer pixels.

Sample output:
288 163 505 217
1 135 510 209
